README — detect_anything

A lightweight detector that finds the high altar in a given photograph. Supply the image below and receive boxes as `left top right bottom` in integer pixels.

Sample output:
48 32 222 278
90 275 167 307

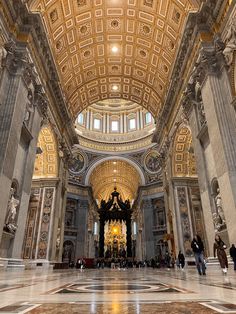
98 188 132 258
104 220 127 258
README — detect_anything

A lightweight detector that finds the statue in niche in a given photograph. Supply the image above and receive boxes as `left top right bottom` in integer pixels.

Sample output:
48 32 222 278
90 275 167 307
56 228 61 249
212 213 224 232
5 188 19 233
213 188 226 231
223 17 236 66
197 99 206 127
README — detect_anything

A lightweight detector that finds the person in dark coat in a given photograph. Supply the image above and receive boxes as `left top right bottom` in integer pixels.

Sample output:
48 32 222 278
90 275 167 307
178 250 185 270
213 234 228 274
229 244 236 271
191 235 206 275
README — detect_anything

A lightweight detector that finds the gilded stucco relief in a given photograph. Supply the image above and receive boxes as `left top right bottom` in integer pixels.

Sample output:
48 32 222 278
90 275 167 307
27 0 200 118
33 126 59 179
172 126 197 178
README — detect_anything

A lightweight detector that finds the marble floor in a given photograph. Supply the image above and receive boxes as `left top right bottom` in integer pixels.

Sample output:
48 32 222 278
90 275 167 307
0 266 236 313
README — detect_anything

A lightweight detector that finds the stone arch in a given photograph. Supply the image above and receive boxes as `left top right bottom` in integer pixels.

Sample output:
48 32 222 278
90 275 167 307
85 156 146 186
171 125 197 178
33 125 59 179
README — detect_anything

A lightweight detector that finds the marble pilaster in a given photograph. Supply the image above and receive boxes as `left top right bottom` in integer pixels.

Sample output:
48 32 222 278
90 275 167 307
142 199 154 260
183 95 215 255
11 106 43 258
76 199 89 258
0 43 28 244
49 161 69 262
196 43 236 245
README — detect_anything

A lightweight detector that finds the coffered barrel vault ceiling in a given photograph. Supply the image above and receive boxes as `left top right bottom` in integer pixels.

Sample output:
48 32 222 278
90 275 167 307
88 159 141 202
27 0 200 119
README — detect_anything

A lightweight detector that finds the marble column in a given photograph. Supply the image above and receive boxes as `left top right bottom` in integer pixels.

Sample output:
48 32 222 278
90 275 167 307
136 229 143 261
99 218 105 258
126 218 132 257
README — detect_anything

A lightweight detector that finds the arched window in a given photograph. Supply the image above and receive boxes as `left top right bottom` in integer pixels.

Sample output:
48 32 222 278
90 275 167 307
128 117 136 131
77 113 84 125
145 112 152 125
94 118 101 130
111 120 119 132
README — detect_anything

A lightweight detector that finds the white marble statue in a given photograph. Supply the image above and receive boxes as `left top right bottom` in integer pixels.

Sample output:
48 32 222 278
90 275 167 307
56 228 61 249
214 188 226 229
0 44 7 69
5 188 19 230
223 18 236 66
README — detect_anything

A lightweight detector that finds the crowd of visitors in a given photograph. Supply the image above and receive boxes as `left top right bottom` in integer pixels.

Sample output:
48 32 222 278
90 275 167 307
68 234 236 274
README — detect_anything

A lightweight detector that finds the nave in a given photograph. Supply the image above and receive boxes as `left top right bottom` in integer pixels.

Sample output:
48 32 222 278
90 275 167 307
0 266 236 313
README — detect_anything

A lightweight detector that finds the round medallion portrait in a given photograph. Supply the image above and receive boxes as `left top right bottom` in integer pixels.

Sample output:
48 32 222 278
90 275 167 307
144 150 161 173
69 152 85 174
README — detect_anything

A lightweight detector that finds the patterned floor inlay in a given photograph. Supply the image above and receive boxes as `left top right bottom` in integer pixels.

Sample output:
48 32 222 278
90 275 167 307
202 282 236 291
0 303 39 313
201 301 236 313
52 281 189 294
1 301 236 314
0 284 32 293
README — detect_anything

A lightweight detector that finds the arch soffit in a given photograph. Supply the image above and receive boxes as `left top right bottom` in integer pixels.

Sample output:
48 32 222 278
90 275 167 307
27 0 200 119
88 160 143 201
171 125 197 178
33 125 59 179
85 156 146 186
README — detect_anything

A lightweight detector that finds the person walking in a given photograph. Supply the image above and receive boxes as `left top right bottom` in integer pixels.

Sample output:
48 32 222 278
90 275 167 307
229 244 236 271
191 235 206 275
213 234 228 274
178 250 185 270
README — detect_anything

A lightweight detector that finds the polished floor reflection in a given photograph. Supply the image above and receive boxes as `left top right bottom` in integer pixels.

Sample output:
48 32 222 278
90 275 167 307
0 266 236 313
